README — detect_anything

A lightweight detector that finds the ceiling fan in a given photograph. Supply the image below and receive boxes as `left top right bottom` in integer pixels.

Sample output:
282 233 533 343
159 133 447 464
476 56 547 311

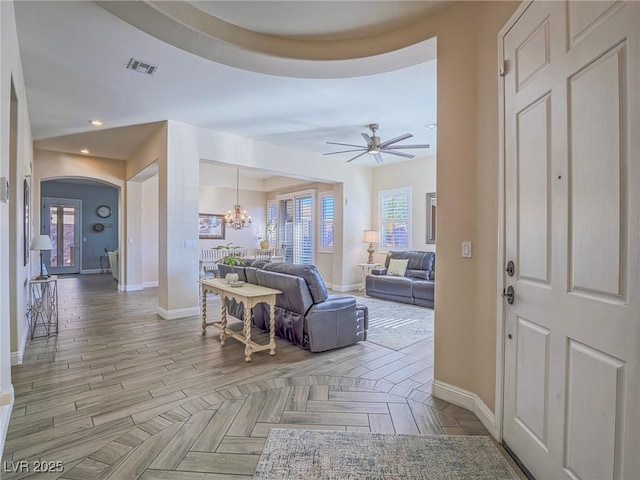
324 123 430 164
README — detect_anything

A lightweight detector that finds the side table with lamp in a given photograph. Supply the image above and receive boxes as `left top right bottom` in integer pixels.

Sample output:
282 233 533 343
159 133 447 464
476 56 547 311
29 234 58 338
360 230 380 291
30 234 53 280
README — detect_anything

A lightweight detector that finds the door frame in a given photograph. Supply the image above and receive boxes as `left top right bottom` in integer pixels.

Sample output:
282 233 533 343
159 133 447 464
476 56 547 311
495 0 533 444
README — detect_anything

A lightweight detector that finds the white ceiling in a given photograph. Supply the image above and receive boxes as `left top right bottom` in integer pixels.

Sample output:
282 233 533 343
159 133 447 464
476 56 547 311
14 1 441 168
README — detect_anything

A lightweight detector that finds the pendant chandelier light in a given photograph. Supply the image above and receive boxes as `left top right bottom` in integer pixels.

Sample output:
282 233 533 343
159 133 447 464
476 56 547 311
225 169 252 230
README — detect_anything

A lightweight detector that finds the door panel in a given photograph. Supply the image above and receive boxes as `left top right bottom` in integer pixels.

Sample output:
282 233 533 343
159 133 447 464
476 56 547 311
515 317 550 446
517 94 551 284
569 43 625 299
502 1 638 478
515 17 550 90
568 1 622 46
565 340 624 480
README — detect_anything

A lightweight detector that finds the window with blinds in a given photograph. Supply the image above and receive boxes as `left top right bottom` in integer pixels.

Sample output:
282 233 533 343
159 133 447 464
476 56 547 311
277 190 315 265
266 201 278 246
378 187 412 249
318 192 334 253
294 195 313 264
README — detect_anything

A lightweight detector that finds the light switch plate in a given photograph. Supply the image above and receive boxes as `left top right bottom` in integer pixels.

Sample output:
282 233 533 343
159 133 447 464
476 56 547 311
462 241 472 258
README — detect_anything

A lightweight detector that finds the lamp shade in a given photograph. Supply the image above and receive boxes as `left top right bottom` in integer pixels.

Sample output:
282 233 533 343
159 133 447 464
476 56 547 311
362 230 379 243
30 234 53 251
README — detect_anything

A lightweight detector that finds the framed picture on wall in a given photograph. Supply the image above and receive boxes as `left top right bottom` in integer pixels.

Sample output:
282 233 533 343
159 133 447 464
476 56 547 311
199 213 225 239
426 192 436 244
23 179 30 266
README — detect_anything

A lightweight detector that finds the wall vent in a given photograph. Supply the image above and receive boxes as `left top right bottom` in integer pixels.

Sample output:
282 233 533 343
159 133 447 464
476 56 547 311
126 58 158 75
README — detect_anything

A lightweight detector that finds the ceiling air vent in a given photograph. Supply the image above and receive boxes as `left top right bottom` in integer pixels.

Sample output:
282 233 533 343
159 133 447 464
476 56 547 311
126 58 158 76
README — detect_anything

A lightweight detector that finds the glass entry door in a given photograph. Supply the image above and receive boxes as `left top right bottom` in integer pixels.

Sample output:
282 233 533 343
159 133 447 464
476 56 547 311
42 197 81 274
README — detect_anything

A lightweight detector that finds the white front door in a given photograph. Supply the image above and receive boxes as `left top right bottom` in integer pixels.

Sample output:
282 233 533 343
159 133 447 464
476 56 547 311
42 197 82 275
502 1 639 479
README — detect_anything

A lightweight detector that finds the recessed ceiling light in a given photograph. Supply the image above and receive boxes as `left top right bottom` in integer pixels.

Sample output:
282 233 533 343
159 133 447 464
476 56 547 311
80 149 90 155
89 120 103 126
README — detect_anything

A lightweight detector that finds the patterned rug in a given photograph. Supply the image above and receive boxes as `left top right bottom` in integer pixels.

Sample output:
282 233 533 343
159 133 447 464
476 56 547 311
354 295 434 350
254 429 520 480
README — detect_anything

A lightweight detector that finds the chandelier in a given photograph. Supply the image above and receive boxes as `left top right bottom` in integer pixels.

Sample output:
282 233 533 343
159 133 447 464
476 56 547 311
225 169 252 230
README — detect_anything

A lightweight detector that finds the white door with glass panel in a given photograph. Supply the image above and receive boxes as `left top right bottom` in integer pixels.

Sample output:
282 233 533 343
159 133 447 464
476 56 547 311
277 191 315 265
42 197 82 274
502 1 639 479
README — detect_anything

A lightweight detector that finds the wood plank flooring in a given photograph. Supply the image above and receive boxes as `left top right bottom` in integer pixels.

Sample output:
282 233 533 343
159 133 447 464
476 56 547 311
2 274 524 479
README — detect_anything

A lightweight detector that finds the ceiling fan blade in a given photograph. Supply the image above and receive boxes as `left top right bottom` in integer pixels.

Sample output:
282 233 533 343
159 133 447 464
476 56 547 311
326 141 366 148
323 148 367 155
345 151 368 163
374 153 384 164
382 150 415 159
361 133 375 148
384 143 430 149
379 133 412 148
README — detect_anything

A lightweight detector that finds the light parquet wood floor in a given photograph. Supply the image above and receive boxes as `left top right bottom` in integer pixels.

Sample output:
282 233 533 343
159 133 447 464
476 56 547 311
2 274 522 479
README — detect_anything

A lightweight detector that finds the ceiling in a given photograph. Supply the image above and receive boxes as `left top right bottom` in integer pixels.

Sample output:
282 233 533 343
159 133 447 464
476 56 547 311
14 1 442 168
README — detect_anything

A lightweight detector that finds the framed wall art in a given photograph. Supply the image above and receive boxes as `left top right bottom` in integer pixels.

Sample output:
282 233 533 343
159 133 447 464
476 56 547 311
426 192 436 244
199 213 225 239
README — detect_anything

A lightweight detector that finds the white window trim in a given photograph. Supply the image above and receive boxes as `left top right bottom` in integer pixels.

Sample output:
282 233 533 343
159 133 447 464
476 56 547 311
317 191 334 254
377 186 412 252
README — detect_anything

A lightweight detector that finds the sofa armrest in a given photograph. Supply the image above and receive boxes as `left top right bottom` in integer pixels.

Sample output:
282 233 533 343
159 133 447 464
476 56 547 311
371 268 387 276
305 296 366 352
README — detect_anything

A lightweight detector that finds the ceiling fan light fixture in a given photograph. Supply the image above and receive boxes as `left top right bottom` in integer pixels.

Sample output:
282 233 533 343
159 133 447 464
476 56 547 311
324 123 429 164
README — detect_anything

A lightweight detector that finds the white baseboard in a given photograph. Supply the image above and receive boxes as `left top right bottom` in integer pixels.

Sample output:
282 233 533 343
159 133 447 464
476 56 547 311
11 318 31 366
433 380 497 439
119 284 143 292
156 305 200 320
143 281 159 288
80 269 103 274
331 283 360 293
0 386 14 459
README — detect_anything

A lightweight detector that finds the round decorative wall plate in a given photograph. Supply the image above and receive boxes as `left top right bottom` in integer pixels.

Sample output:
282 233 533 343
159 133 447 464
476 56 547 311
97 205 112 218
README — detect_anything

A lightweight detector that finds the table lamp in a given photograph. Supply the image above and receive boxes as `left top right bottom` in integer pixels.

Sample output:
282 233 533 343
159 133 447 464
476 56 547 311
362 230 379 264
30 234 53 280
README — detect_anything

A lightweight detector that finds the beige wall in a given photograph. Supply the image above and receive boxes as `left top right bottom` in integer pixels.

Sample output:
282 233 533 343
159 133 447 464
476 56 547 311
428 1 520 412
371 155 437 262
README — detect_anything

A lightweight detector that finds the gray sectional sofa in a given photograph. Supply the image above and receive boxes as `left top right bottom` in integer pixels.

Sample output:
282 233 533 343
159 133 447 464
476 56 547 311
365 250 435 308
218 261 368 352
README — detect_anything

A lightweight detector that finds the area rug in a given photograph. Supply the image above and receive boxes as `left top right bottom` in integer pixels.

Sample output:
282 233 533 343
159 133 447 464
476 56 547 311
254 429 520 480
354 295 434 350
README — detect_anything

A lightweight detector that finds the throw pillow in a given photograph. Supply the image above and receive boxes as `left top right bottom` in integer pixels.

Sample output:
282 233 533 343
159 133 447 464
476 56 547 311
387 258 409 276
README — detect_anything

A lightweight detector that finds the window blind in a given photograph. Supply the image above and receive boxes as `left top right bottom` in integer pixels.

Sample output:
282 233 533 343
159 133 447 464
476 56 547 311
379 188 411 249
319 194 334 251
294 195 313 264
